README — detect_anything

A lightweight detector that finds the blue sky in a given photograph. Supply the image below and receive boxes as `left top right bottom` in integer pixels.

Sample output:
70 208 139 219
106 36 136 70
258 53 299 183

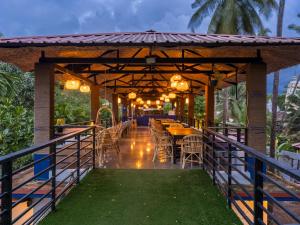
0 0 299 93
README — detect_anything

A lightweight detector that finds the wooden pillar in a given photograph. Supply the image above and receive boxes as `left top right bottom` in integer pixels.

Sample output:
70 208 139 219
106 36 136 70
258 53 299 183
34 63 55 145
205 85 215 127
90 85 100 122
175 97 180 119
122 98 128 121
180 96 185 122
128 100 132 119
112 93 119 123
246 62 267 153
188 94 195 126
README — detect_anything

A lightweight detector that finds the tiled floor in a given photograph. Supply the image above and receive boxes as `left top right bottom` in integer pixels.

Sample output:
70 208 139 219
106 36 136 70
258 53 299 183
103 126 180 169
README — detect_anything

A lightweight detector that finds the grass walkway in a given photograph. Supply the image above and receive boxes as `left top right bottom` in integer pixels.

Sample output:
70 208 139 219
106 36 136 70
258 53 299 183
40 169 241 225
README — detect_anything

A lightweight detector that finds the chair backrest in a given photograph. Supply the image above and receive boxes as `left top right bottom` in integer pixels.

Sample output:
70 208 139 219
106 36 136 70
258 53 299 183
183 134 202 152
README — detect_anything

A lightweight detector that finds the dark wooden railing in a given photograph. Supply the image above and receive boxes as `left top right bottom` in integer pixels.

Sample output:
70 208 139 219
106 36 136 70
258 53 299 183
0 126 96 225
202 128 300 225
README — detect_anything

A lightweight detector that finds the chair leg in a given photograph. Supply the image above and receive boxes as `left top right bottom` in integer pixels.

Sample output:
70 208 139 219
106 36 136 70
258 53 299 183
170 146 174 163
152 146 157 162
182 153 186 169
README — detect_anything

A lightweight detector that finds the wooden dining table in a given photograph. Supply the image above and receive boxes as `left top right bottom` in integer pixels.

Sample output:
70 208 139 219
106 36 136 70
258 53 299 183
166 127 202 163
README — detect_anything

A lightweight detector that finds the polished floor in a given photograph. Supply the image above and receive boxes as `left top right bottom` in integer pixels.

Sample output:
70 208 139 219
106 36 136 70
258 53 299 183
103 127 180 169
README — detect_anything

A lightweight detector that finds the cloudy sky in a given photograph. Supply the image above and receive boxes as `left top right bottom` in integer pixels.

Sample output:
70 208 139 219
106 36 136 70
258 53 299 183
0 0 299 93
0 0 299 37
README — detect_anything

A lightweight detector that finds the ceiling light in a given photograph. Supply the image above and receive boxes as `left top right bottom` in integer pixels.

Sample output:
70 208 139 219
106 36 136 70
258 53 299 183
65 80 80 90
128 92 137 99
79 84 90 93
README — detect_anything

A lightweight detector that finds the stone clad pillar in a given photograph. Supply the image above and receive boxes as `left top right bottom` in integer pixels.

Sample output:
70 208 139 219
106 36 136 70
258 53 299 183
90 85 100 123
112 93 119 123
205 85 215 127
34 63 55 145
188 94 195 126
246 62 267 153
34 63 55 180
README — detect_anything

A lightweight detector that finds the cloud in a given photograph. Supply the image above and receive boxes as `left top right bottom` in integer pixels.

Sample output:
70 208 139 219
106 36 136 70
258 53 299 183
0 0 299 37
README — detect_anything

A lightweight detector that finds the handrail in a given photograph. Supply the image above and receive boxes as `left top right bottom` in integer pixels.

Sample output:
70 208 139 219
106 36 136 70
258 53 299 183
202 127 300 225
0 125 96 225
205 128 300 180
0 126 94 164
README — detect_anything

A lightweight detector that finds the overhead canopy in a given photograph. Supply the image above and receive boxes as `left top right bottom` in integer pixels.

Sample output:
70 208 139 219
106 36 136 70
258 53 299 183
0 31 299 96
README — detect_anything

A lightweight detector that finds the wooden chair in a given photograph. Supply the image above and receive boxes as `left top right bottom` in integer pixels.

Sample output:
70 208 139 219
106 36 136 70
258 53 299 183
181 134 203 168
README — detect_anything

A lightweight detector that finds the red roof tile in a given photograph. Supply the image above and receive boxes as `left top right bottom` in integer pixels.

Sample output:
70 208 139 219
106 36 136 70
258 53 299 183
0 31 299 47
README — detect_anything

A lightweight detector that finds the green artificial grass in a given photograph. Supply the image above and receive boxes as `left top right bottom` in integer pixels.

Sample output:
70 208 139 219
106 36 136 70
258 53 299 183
40 169 241 225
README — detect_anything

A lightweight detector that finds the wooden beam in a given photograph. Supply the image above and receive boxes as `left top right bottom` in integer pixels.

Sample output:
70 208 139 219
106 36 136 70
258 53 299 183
41 56 261 64
79 70 232 74
55 65 94 85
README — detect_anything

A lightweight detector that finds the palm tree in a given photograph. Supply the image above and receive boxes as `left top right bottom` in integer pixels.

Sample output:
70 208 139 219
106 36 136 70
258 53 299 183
270 0 285 159
216 84 246 125
188 0 277 34
0 62 21 97
288 13 300 34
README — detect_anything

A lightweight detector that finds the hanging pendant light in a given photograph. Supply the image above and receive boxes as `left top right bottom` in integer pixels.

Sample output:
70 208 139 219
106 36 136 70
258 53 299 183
128 92 137 99
160 96 164 101
79 84 90 93
170 74 182 83
168 93 176 99
171 81 178 89
165 97 170 103
136 97 142 102
156 100 160 105
176 80 189 91
170 74 182 89
118 97 121 104
65 80 80 90
147 100 151 105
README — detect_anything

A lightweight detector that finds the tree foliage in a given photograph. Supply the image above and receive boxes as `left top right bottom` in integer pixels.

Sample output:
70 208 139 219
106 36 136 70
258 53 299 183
288 13 300 34
188 0 277 34
55 85 90 124
284 90 300 142
215 83 246 125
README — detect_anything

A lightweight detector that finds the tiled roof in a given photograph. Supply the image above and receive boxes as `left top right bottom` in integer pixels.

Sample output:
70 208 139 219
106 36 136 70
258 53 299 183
0 31 299 47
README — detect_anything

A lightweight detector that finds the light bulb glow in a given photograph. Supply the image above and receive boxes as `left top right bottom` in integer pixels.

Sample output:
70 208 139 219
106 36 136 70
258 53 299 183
186 98 189 104
128 92 137 99
170 74 182 83
176 80 189 91
65 80 80 90
168 93 176 99
79 84 90 93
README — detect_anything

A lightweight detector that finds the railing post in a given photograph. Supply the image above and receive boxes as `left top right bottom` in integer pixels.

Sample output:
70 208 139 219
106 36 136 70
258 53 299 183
92 127 96 169
212 134 216 185
1 161 12 225
227 143 232 208
237 128 241 143
50 144 56 211
254 158 264 225
224 127 228 136
76 135 81 184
